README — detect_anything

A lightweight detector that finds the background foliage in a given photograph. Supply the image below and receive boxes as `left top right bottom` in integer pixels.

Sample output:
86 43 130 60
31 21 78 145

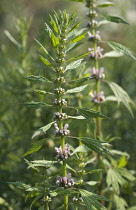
0 0 136 209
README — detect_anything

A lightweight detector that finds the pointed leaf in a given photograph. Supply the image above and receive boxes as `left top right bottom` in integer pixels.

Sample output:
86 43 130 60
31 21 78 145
35 39 54 60
77 107 109 120
68 51 91 60
28 160 56 169
86 181 99 186
21 101 51 109
34 90 54 95
107 41 136 60
30 194 43 208
32 121 55 139
104 50 123 57
38 206 44 210
51 32 59 48
103 15 129 24
4 30 21 47
40 56 52 67
97 2 115 7
68 115 85 119
8 182 38 192
107 81 134 116
65 59 83 71
66 85 87 94
68 76 93 83
49 15 59 33
69 21 82 32
70 33 86 44
65 43 77 53
72 144 91 154
22 139 48 157
22 75 52 83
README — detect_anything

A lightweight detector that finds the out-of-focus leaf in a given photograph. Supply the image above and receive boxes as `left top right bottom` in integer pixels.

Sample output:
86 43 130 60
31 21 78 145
65 0 84 2
34 90 54 95
65 43 77 52
72 144 91 154
65 59 83 71
8 182 38 192
32 121 55 139
4 30 21 47
97 2 115 7
55 188 77 195
38 206 45 210
113 194 128 210
67 76 93 83
118 156 127 168
22 75 52 83
69 21 82 32
21 101 51 109
28 160 56 169
70 33 86 43
22 139 48 157
86 181 99 186
103 15 129 24
68 115 85 119
107 41 136 60
66 85 87 94
104 50 123 57
35 39 54 60
30 194 43 208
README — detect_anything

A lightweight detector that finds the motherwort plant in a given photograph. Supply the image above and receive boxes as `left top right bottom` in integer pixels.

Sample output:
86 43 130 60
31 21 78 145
9 10 121 210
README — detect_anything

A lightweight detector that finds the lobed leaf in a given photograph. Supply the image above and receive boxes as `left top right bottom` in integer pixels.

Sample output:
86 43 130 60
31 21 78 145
65 59 83 71
103 15 129 24
22 139 48 157
32 121 55 139
107 41 136 60
22 75 52 83
66 85 87 94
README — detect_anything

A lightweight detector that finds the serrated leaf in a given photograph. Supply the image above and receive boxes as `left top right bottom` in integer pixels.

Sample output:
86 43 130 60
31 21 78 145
66 85 87 94
22 139 48 157
68 115 85 119
110 150 130 158
22 75 52 83
40 56 52 67
28 160 56 169
117 168 135 181
21 101 51 109
107 41 136 60
32 121 55 139
8 182 38 192
104 50 123 57
35 39 54 60
72 144 91 154
45 23 52 37
72 136 115 157
80 189 111 210
103 15 129 24
107 81 134 116
65 59 83 71
77 107 109 120
70 32 86 44
97 2 115 7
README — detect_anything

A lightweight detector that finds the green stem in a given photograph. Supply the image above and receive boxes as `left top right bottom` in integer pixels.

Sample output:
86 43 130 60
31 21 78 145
45 202 49 210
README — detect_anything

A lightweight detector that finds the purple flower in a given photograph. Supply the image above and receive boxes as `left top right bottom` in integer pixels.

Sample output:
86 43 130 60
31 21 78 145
87 31 101 41
55 144 71 161
90 67 105 79
88 46 103 59
56 173 74 188
54 123 70 136
90 91 106 103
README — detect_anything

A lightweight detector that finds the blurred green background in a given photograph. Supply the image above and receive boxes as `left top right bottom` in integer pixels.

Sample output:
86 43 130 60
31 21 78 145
0 0 136 209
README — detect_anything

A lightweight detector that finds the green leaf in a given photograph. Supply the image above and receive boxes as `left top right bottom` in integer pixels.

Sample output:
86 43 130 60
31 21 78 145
65 0 84 2
118 156 127 168
68 115 85 119
8 182 38 192
4 30 21 48
28 160 56 169
22 101 51 109
106 81 134 116
34 90 54 95
32 121 55 139
104 50 123 57
69 21 82 32
30 194 43 208
35 39 54 60
107 41 136 60
127 206 136 210
49 15 59 33
80 189 111 210
72 137 115 157
113 194 128 210
65 59 83 71
66 164 76 173
65 43 77 53
97 2 115 7
86 181 99 186
51 31 59 48
66 85 87 94
86 169 104 175
103 15 129 24
38 206 45 210
77 107 109 120
55 188 77 195
72 144 92 154
22 139 48 157
117 168 135 181
70 32 86 44
40 56 52 67
68 51 91 60
22 75 52 83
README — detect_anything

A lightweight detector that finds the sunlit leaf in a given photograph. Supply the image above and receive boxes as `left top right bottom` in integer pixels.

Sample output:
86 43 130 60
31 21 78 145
86 181 99 186
32 121 55 139
68 115 85 119
70 33 86 43
4 30 21 47
97 2 115 7
103 15 129 24
68 51 90 60
104 50 123 57
51 31 59 48
65 59 83 71
113 194 128 210
49 15 59 33
34 90 54 95
66 85 87 94
40 56 52 67
118 156 127 168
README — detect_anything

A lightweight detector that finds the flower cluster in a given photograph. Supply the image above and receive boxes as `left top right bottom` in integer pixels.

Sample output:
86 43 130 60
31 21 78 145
54 123 70 136
54 88 65 95
87 20 98 28
54 112 68 121
87 31 101 42
90 67 105 79
56 173 74 188
53 77 65 83
73 197 83 203
53 98 67 106
55 144 71 161
88 46 103 59
90 91 106 103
